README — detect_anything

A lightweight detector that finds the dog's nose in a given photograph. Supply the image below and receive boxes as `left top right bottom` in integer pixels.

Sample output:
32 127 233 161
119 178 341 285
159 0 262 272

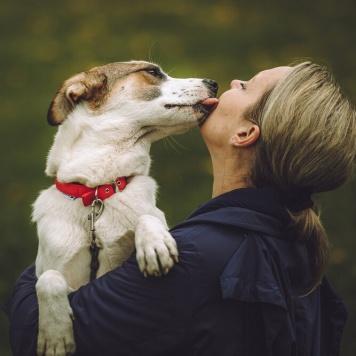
203 79 218 93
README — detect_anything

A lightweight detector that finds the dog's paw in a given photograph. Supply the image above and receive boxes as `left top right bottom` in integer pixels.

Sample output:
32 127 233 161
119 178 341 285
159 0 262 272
37 307 76 356
36 270 76 356
135 215 178 276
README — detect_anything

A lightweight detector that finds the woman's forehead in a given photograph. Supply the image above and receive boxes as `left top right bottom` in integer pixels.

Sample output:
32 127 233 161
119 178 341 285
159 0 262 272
253 66 292 83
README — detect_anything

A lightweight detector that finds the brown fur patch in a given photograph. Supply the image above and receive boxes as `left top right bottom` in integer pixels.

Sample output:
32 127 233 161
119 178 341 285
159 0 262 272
47 61 165 126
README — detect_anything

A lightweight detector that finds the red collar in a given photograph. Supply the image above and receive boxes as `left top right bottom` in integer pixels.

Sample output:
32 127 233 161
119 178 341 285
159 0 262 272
55 177 127 206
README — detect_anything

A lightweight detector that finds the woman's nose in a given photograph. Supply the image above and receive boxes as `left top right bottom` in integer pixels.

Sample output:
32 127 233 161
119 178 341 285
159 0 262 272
230 80 244 89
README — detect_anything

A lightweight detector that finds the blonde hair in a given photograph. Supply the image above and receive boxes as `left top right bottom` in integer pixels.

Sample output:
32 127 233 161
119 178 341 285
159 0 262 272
248 62 356 292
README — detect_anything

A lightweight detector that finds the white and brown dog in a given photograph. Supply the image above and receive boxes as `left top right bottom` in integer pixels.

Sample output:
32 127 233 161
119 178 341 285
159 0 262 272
32 60 218 355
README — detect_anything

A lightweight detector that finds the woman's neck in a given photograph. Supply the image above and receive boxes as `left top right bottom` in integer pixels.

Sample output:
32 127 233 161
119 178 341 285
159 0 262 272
210 152 253 198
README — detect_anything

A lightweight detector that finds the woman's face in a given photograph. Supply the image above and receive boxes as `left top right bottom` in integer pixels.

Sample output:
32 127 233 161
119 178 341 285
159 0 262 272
200 66 291 149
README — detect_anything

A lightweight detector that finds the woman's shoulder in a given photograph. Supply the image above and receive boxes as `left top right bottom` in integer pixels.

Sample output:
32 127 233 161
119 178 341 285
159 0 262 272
170 204 309 295
171 205 288 244
170 206 294 285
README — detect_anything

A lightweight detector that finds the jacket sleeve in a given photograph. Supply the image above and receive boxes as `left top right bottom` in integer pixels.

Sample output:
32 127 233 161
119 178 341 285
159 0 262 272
2 264 39 356
3 238 201 356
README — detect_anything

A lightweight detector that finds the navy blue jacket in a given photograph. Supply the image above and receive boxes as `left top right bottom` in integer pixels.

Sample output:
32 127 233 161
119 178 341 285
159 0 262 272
3 188 348 355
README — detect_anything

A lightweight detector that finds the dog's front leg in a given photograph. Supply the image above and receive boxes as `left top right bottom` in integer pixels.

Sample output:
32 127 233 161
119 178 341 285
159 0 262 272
36 270 76 356
135 214 179 277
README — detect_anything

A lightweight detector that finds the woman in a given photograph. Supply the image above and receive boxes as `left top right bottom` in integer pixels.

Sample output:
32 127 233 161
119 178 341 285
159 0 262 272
3 62 356 356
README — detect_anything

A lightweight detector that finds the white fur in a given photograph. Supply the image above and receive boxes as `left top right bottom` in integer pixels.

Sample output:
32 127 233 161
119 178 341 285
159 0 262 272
33 61 217 356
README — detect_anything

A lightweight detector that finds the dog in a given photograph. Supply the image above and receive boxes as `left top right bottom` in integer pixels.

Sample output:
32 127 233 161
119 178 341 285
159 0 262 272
32 60 218 356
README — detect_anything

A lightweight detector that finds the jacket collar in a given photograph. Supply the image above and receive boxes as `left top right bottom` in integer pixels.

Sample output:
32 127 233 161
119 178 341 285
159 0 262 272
185 187 291 239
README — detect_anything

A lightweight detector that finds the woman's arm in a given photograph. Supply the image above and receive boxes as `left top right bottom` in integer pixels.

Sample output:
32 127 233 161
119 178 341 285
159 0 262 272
69 241 200 355
3 239 201 356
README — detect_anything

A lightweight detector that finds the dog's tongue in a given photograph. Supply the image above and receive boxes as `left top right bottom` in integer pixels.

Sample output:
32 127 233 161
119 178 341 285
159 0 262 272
201 98 219 106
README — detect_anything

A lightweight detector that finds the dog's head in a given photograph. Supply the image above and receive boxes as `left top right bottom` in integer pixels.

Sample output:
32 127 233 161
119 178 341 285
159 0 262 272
47 61 218 142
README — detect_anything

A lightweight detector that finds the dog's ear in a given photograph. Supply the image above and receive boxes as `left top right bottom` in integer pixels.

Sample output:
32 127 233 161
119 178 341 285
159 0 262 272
47 71 107 126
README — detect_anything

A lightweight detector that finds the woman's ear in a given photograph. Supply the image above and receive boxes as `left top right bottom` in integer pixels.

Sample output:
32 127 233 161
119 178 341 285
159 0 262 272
229 124 260 147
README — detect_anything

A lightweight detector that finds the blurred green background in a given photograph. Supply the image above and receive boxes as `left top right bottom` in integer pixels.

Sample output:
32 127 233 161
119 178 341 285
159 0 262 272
1 0 355 355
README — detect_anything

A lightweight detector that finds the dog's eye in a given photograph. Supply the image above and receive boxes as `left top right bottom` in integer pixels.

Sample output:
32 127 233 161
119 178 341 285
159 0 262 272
145 68 163 78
